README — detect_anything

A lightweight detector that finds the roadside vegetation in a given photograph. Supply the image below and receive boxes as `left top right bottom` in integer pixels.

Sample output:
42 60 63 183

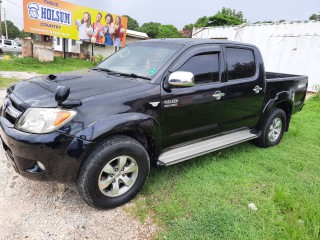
130 97 320 240
0 57 95 75
0 77 17 89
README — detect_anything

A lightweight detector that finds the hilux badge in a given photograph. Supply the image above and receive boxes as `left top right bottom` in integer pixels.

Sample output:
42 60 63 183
164 99 179 108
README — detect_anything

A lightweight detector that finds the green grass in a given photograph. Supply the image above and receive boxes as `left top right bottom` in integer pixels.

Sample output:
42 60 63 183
0 77 18 89
130 98 320 240
0 57 95 74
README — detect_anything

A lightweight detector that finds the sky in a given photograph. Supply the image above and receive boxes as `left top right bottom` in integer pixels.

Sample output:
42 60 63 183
2 0 320 30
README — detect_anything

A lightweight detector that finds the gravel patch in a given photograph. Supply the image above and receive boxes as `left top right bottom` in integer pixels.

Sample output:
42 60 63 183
0 71 41 80
0 89 158 239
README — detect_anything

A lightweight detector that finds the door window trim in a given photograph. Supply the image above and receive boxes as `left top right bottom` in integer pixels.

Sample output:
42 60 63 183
164 44 223 87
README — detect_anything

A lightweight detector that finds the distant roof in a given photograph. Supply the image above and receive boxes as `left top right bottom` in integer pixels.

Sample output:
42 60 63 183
126 30 149 39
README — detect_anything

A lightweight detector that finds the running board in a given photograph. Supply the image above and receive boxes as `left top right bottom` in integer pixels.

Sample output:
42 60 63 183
158 129 259 166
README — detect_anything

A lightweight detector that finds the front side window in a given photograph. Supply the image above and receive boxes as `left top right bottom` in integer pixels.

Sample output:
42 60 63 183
226 48 256 80
179 53 220 84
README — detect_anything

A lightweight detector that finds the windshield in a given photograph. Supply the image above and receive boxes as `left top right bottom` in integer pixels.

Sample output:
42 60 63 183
96 42 183 80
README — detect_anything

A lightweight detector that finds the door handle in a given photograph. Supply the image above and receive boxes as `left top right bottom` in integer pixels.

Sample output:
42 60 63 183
212 91 225 100
253 85 263 93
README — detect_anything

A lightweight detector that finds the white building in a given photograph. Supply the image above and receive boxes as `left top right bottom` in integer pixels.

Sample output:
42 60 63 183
53 29 149 57
53 38 80 53
193 21 320 92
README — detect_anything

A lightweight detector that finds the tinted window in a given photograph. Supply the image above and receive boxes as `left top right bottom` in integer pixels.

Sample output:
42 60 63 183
226 48 255 80
57 37 61 45
4 40 12 46
179 53 219 84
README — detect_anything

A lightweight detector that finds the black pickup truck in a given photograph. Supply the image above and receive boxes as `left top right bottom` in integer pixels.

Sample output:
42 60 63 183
0 39 308 209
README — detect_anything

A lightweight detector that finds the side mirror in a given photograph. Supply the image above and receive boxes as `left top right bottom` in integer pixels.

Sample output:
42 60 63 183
55 86 70 106
168 71 195 88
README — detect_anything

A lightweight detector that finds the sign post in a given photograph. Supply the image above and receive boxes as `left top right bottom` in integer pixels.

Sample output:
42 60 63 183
0 0 2 39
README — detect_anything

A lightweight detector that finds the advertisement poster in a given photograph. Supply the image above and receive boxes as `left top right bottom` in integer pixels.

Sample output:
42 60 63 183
23 0 128 47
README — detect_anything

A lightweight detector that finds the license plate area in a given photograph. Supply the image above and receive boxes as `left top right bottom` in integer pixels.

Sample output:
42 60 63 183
0 137 19 173
5 149 19 173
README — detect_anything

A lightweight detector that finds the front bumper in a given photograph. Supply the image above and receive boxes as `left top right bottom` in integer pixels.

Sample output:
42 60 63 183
0 116 92 182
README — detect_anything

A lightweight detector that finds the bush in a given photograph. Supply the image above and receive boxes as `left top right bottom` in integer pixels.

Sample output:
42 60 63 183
312 84 320 100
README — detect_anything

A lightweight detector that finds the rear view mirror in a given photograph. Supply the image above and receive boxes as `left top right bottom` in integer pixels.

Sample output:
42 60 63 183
168 71 195 88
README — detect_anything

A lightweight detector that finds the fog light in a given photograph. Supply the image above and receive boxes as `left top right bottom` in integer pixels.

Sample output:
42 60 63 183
37 161 46 171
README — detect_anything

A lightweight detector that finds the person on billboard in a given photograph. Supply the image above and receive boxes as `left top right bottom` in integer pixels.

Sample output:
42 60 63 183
103 14 115 46
114 16 125 48
75 12 93 42
91 13 104 44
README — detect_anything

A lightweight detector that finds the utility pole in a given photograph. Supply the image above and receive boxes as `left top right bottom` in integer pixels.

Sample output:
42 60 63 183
3 7 7 39
0 0 2 39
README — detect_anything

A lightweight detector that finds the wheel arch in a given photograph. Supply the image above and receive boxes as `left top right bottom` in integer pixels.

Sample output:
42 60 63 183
258 92 294 132
75 113 161 171
274 101 293 131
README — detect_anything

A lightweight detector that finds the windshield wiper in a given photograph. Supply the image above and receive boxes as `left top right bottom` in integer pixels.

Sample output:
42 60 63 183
117 72 151 80
92 68 151 80
92 67 118 75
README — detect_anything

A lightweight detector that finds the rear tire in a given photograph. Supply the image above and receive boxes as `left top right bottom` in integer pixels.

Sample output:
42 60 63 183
257 108 286 148
76 135 150 209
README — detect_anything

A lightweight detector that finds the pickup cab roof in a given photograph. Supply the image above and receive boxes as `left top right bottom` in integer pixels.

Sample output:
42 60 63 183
144 38 257 48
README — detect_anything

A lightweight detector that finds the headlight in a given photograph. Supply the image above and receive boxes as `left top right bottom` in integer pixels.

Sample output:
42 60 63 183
15 108 77 134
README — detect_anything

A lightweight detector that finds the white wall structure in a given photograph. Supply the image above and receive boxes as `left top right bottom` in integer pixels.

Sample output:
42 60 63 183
193 21 320 92
53 30 148 55
53 38 81 53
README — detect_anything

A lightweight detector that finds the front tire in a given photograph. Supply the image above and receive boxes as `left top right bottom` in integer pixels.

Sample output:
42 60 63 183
257 108 286 148
77 135 150 209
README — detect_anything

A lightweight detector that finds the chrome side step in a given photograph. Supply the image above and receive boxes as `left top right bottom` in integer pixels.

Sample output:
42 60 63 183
158 129 259 166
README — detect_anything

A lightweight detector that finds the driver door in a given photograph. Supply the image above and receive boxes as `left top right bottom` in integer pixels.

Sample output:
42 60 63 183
160 45 226 150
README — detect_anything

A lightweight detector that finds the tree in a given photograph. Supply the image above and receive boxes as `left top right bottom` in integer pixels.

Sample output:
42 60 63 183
20 30 32 39
123 15 140 31
139 22 161 38
309 13 320 20
1 20 20 39
194 16 209 28
218 7 245 21
158 25 181 38
183 23 194 31
208 7 246 26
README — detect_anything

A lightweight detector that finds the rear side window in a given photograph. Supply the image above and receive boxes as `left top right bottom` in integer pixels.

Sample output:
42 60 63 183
226 48 255 80
179 53 220 84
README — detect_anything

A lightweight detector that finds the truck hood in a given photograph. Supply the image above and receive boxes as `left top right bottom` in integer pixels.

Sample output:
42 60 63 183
8 70 144 108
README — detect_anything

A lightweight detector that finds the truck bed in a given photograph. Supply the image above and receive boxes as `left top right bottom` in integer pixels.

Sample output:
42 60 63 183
265 72 308 114
266 72 307 80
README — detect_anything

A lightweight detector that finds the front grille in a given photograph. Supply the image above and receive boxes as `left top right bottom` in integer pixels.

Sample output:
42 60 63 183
1 96 23 124
10 99 25 112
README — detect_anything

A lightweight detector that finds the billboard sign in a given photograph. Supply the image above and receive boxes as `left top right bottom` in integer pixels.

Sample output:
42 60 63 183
23 0 128 47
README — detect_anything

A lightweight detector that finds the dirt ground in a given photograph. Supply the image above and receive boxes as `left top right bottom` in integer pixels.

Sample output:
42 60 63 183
0 87 157 239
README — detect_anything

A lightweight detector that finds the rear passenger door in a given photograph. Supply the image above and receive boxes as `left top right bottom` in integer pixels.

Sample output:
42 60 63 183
222 46 265 132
